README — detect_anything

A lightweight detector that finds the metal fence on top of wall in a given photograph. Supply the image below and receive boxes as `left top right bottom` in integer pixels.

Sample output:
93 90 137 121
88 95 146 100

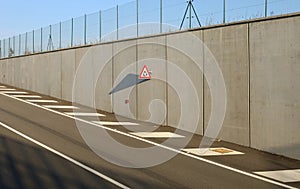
0 0 299 59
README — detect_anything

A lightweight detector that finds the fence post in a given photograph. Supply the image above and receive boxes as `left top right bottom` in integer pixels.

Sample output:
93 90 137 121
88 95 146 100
8 38 11 57
60 22 62 49
265 0 268 17
116 5 119 40
41 28 43 52
99 10 102 42
223 0 226 23
160 0 162 33
13 36 15 56
3 39 5 58
25 32 28 54
19 34 21 55
0 40 2 58
33 30 35 53
71 18 74 47
136 0 139 37
84 14 87 45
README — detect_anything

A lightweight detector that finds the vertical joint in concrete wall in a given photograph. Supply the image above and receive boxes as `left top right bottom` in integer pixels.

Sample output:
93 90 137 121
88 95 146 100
247 23 251 147
165 35 168 126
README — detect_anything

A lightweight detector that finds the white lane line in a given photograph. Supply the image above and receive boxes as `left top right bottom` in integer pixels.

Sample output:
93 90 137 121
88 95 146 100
0 92 296 189
93 121 139 126
65 112 106 117
0 121 130 189
255 169 300 183
0 86 6 88
0 88 16 91
1 91 28 94
12 95 42 98
27 99 58 103
131 132 184 138
43 105 79 109
183 148 244 156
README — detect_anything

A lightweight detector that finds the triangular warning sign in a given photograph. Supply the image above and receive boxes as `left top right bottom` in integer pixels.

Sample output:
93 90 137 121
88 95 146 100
139 65 151 79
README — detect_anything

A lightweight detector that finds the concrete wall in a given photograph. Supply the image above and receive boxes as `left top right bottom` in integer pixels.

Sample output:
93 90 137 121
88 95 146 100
204 24 250 146
250 16 300 160
1 13 300 160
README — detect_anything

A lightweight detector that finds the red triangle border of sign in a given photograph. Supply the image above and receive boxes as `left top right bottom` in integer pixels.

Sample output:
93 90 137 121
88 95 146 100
139 65 151 79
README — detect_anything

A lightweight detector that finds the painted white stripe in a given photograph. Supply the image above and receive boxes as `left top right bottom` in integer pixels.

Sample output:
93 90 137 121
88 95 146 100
0 88 16 91
65 112 105 117
1 91 28 94
93 121 139 126
183 148 244 156
43 105 79 109
131 132 185 138
255 169 300 183
12 95 42 98
27 99 58 103
0 92 296 189
0 86 6 88
0 121 130 189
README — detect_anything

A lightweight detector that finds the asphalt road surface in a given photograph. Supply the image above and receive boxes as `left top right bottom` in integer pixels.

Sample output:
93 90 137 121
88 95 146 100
0 84 300 189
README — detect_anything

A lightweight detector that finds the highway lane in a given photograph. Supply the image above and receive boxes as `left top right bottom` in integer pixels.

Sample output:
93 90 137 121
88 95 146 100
0 86 299 189
0 125 120 189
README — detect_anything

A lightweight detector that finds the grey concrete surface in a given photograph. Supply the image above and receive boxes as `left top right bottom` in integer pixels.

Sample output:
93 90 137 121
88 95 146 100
112 40 137 119
1 14 300 160
93 44 113 113
250 16 300 159
203 24 250 147
48 51 62 99
166 31 204 135
137 36 167 125
61 49 75 102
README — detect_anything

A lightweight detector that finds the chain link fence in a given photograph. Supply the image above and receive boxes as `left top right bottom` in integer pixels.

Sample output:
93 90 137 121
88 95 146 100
0 0 299 59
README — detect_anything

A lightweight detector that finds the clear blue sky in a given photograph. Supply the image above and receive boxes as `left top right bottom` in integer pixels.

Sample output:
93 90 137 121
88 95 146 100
1 0 300 39
0 0 133 39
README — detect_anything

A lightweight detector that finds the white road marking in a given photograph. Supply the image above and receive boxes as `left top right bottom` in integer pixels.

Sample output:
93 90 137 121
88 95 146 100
1 91 28 94
93 121 139 126
131 132 185 138
27 99 58 103
12 95 42 98
43 105 79 109
0 121 130 189
65 112 106 117
255 169 300 183
0 88 16 91
183 148 244 156
0 92 296 189
0 86 6 88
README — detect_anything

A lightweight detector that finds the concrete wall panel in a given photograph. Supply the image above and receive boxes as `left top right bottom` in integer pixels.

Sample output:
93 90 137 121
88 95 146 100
48 52 62 99
13 58 21 88
137 36 167 125
167 31 204 134
204 24 250 146
112 40 137 118
1 59 7 85
94 44 113 113
61 49 75 101
250 17 300 159
33 54 49 95
73 47 93 107
7 58 14 86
